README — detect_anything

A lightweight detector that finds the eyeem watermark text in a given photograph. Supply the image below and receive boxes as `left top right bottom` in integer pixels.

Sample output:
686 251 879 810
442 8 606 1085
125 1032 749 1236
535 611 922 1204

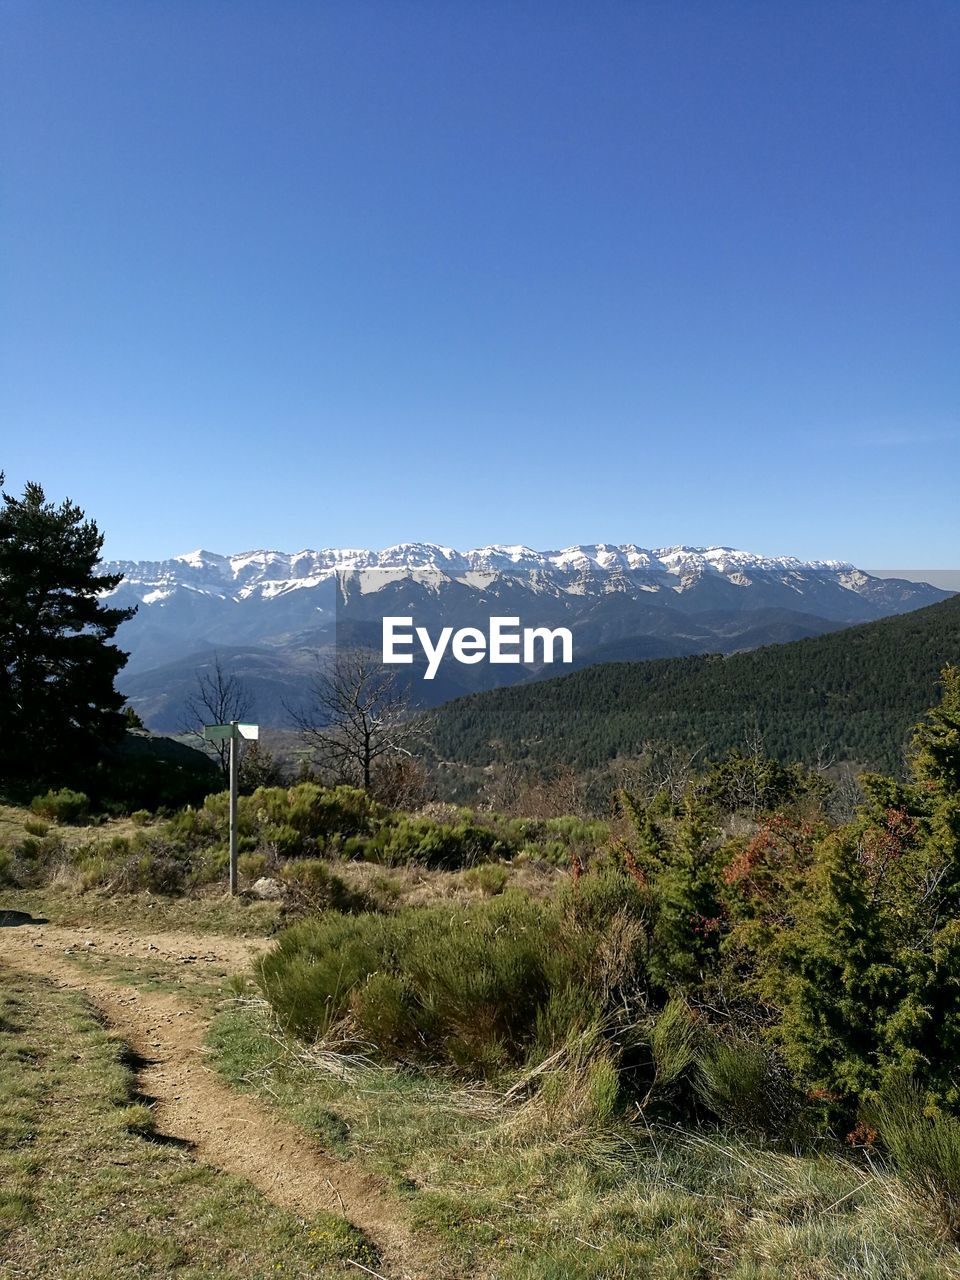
382 616 574 680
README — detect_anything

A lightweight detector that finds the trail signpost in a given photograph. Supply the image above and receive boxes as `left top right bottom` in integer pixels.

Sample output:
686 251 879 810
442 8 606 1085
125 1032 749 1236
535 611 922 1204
203 721 259 894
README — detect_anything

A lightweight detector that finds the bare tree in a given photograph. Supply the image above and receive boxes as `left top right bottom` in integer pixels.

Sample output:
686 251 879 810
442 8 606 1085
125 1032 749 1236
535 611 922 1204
182 654 253 780
612 742 703 808
825 761 865 825
290 648 422 790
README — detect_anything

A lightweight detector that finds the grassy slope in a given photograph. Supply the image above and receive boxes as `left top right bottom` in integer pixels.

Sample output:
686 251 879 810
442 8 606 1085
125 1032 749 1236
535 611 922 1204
9 885 283 936
0 799 286 935
0 804 160 851
0 969 377 1280
210 1003 960 1280
5 885 960 1278
427 594 960 775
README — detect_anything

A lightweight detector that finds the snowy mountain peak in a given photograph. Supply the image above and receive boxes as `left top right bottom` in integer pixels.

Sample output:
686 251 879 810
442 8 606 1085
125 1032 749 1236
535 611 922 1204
101 541 883 594
106 541 867 592
173 548 229 568
99 541 930 626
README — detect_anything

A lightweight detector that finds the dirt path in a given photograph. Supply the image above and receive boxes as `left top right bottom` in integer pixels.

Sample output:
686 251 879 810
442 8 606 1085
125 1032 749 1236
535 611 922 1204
0 916 443 1280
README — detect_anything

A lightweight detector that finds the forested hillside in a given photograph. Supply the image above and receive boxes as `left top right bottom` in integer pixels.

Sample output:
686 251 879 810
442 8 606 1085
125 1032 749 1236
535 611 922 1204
427 593 960 775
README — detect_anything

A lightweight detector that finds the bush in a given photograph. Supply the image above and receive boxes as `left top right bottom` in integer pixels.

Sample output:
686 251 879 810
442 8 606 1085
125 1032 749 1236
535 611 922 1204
68 833 195 896
258 871 651 1077
277 860 367 916
23 818 49 837
258 912 398 1041
136 786 609 875
238 851 267 882
532 1024 622 1128
696 750 825 817
347 816 506 869
350 973 420 1056
695 1033 804 1140
868 1074 960 1238
586 1053 621 1125
465 863 509 896
248 784 380 846
646 998 700 1101
30 788 89 824
0 833 66 889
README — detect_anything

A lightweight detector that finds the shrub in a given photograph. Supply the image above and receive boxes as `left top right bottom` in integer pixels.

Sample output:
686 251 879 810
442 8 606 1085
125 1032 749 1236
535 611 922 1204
555 866 650 1001
646 998 700 1100
23 818 49 837
351 816 506 869
586 1053 621 1125
258 871 651 1077
163 805 214 847
145 785 609 874
265 822 315 859
277 860 367 915
696 750 825 817
68 833 195 895
248 783 380 844
533 1023 621 1128
238 851 267 882
350 973 420 1056
73 851 115 892
465 863 509 896
868 1073 960 1238
3 834 65 888
258 913 398 1040
130 809 151 827
30 788 89 824
399 895 559 1070
695 1033 805 1140
532 982 599 1052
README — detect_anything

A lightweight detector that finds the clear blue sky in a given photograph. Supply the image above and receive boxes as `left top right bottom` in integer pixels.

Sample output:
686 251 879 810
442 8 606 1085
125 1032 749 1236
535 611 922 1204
1 1 957 565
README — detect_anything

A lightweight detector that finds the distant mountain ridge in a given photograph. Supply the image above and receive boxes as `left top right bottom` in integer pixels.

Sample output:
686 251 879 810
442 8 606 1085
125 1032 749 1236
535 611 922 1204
102 543 952 731
107 541 864 591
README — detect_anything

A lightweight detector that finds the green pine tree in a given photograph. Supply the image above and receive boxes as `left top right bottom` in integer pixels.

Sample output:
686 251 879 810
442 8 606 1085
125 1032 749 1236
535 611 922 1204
775 673 960 1107
776 827 894 1100
647 797 723 991
0 476 135 793
912 665 960 797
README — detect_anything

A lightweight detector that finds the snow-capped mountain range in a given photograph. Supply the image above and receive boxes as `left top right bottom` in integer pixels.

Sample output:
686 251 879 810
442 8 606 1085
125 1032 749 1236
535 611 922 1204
103 544 951 730
107 542 863 601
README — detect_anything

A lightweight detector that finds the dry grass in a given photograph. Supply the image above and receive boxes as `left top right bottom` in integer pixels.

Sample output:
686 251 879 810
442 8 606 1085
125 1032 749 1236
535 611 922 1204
209 1002 960 1280
334 857 563 911
8 885 283 936
0 802 155 850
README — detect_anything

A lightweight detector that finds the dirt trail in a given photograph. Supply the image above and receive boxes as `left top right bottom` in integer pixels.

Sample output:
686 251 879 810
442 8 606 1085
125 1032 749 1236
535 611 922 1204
0 916 441 1280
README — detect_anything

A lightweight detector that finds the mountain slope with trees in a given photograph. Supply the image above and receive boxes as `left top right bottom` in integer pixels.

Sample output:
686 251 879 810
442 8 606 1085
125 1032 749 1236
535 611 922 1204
426 594 960 775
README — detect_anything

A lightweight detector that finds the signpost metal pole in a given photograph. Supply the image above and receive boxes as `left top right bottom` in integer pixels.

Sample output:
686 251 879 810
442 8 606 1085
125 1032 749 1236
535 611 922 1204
203 720 259 897
228 723 239 895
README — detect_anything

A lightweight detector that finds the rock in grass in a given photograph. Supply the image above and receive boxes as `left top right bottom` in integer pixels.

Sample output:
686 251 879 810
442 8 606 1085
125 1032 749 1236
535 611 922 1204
249 877 285 901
